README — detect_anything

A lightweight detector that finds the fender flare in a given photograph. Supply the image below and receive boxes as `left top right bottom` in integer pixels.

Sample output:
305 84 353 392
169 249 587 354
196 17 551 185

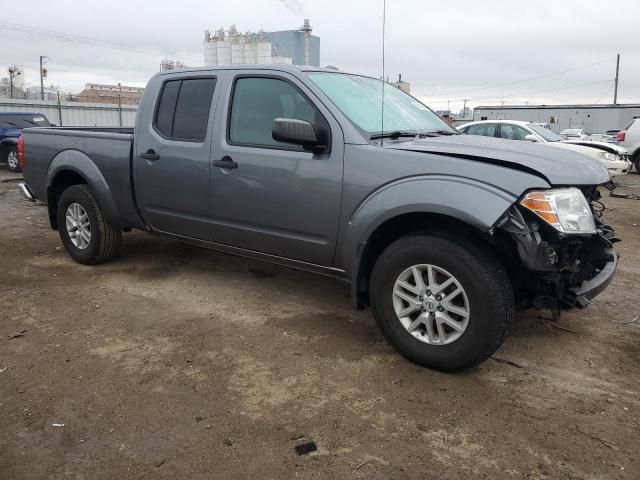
46 149 121 227
341 175 520 306
0 138 17 149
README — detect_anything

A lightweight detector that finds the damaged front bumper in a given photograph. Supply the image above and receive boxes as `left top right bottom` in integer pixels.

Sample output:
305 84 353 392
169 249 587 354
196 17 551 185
568 252 617 308
495 196 618 313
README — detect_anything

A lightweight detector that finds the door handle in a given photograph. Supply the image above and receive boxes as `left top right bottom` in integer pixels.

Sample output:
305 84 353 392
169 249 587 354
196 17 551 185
140 149 160 161
212 156 238 169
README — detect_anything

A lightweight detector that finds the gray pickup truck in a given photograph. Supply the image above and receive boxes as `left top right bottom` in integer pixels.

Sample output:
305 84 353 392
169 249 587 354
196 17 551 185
19 65 617 371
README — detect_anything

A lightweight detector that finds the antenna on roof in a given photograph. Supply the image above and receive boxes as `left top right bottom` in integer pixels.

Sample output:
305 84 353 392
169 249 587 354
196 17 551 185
380 0 386 145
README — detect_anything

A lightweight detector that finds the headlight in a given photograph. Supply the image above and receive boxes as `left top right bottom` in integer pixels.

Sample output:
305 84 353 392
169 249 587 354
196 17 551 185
520 188 596 234
597 151 618 161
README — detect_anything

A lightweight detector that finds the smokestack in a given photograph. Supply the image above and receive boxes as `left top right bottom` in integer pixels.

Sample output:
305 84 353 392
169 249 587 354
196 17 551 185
300 18 312 66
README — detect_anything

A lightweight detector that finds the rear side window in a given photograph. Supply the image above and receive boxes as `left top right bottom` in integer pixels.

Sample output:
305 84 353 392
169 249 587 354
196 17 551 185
466 123 497 137
154 77 216 141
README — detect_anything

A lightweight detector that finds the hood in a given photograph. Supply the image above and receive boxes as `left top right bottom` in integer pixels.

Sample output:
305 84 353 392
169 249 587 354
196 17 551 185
386 134 610 186
561 140 628 156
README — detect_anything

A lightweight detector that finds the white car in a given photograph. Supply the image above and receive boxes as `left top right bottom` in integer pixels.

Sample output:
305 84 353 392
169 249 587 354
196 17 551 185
617 119 640 172
560 128 592 140
458 120 631 177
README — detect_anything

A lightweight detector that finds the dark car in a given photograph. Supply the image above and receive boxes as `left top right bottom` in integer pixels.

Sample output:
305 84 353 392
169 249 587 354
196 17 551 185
0 112 51 172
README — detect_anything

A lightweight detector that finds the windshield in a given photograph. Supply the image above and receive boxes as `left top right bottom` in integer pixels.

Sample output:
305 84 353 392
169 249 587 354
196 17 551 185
0 114 50 128
307 72 455 137
527 123 565 142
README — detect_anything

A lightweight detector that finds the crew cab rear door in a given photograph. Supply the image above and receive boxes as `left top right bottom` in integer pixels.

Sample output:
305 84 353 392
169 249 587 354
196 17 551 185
134 72 221 240
209 70 344 266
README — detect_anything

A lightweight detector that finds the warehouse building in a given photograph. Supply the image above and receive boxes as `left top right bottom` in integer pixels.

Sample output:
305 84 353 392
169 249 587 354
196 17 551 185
473 104 640 134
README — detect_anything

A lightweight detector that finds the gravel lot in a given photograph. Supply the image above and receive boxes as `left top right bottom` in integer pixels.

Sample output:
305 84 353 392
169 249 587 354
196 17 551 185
1 167 639 479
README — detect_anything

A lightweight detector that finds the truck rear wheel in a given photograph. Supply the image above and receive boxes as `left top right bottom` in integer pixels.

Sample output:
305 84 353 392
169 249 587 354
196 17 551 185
56 184 121 264
370 233 513 372
5 146 20 173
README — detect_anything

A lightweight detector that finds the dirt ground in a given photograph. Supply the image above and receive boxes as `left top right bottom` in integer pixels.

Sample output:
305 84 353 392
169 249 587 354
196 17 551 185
1 167 639 480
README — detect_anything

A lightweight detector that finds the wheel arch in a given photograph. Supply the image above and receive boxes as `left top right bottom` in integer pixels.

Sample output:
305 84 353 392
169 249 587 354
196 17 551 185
46 150 120 230
343 176 519 309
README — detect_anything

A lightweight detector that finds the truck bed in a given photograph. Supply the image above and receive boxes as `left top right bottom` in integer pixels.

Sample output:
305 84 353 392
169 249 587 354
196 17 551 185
21 126 143 229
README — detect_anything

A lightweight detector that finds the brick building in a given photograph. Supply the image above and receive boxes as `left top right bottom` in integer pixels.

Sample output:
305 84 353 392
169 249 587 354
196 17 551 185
78 83 144 105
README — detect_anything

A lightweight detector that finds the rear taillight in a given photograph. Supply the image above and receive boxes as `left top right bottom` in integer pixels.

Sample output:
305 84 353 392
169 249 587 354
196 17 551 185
616 131 626 142
17 135 25 170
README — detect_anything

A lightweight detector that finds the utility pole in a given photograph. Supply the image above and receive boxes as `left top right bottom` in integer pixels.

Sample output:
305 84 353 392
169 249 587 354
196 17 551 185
39 55 49 100
462 99 468 118
8 66 14 99
613 53 620 105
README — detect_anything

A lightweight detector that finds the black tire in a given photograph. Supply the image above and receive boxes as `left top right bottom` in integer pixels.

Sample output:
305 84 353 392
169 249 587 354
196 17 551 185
634 151 640 174
56 184 121 264
370 233 513 372
4 145 21 173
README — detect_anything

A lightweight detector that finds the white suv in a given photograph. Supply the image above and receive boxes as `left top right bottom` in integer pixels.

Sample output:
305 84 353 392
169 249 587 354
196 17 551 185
618 119 640 172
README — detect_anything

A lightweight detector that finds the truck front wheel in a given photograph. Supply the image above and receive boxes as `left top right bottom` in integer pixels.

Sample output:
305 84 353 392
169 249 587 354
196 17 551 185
56 184 121 264
370 233 513 372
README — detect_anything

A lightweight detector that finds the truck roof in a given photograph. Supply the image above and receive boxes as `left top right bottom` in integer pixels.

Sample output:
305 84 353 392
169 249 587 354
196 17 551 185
156 64 362 77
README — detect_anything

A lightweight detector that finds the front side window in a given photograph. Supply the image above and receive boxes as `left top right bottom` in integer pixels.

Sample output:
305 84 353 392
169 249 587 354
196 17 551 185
229 77 319 149
466 123 497 137
527 123 564 142
154 77 216 141
499 124 529 140
307 72 454 137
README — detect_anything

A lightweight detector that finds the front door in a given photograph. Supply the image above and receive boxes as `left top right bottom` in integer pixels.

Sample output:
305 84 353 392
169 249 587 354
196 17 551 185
209 72 344 266
134 73 220 240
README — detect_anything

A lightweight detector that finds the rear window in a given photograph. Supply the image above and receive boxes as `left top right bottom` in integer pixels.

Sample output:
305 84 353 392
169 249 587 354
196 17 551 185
154 77 216 141
0 114 50 128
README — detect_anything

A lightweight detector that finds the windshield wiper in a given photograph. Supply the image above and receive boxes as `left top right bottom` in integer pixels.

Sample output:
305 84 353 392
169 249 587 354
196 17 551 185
423 129 458 136
369 131 420 140
0 121 18 127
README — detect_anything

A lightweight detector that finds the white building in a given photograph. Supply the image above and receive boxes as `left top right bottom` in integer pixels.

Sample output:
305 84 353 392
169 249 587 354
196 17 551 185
473 104 640 134
204 25 292 66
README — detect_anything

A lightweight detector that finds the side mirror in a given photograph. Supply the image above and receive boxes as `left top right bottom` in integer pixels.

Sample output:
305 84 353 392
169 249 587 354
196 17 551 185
272 118 324 151
524 134 539 142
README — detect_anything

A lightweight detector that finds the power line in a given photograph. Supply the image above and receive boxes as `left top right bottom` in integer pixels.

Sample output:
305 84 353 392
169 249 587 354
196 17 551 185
0 21 202 62
593 82 615 104
421 58 616 98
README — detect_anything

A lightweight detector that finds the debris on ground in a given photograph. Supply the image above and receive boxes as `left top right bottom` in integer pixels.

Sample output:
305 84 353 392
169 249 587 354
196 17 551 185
223 438 235 446
622 315 638 325
490 356 526 369
295 441 318 455
7 329 26 339
542 321 578 333
52 423 65 427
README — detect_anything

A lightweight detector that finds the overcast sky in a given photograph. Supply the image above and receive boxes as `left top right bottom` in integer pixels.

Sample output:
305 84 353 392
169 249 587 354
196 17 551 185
1 0 639 112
